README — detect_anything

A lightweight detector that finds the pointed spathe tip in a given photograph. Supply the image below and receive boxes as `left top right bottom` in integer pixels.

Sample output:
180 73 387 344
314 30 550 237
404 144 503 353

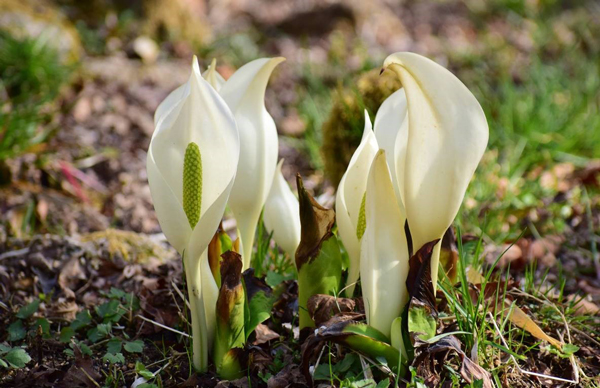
191 55 201 75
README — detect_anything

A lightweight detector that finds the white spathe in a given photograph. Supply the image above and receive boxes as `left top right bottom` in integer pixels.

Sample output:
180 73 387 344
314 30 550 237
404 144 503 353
203 58 226 91
373 88 408 212
219 57 285 269
263 159 301 257
383 52 488 288
335 111 378 297
147 56 240 372
360 150 410 339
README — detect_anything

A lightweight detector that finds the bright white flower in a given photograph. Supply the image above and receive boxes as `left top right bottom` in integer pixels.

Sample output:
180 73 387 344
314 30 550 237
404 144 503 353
383 52 489 288
263 159 301 257
219 57 285 269
360 150 410 339
373 88 408 212
147 56 240 372
203 58 226 91
335 111 378 297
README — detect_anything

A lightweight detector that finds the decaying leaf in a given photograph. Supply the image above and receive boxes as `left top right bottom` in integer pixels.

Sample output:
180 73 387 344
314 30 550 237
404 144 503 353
413 335 493 388
501 301 562 348
406 240 439 343
307 293 356 327
214 251 245 380
468 269 563 348
253 323 280 345
295 174 335 268
62 343 102 388
208 223 234 288
567 294 600 316
295 175 343 329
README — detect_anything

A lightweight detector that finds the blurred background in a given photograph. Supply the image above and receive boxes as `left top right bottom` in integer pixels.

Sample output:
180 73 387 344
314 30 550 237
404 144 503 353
0 0 599 279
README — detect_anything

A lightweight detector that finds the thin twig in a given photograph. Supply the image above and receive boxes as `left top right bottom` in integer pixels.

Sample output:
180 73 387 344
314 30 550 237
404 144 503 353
171 281 191 310
0 247 29 261
135 315 190 337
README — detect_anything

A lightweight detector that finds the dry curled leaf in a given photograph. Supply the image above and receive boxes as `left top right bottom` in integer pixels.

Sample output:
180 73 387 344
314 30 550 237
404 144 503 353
307 293 356 327
294 174 335 270
413 335 493 388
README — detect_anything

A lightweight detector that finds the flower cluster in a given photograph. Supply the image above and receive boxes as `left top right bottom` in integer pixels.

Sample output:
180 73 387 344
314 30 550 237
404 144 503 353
147 52 488 376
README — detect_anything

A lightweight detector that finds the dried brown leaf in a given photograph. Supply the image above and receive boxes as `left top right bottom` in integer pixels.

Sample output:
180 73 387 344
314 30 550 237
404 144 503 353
306 294 356 327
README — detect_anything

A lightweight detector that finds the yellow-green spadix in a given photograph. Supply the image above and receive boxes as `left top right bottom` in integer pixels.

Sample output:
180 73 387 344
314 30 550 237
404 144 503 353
147 56 240 372
335 110 378 297
382 52 488 289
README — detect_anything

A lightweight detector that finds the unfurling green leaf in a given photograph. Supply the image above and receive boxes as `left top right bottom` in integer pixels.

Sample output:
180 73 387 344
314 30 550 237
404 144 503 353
295 174 342 329
214 251 245 379
302 321 405 386
183 141 202 228
439 227 458 284
209 222 232 287
243 268 275 340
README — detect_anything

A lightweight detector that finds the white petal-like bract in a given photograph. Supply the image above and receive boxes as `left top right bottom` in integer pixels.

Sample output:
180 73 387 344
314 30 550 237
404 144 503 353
335 111 378 297
383 52 488 287
263 159 301 257
360 150 410 338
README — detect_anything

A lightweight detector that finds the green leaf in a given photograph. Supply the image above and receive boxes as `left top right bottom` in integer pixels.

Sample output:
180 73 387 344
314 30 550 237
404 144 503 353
562 343 579 356
103 352 125 364
302 321 405 383
265 270 293 287
123 293 140 311
243 269 275 340
8 320 26 342
376 378 390 388
87 323 111 342
16 299 40 319
4 348 31 368
60 327 75 343
96 300 120 320
295 175 343 329
124 340 144 353
107 338 122 354
408 307 436 342
0 344 11 354
35 318 51 338
135 361 155 380
77 341 92 356
0 359 8 368
70 310 92 331
108 287 126 299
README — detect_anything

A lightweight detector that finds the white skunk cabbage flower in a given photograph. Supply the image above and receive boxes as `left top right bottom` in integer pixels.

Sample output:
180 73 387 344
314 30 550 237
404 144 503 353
147 56 240 372
361 150 409 340
219 57 285 269
383 52 488 289
373 88 408 212
335 111 378 297
263 159 301 257
203 58 226 91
